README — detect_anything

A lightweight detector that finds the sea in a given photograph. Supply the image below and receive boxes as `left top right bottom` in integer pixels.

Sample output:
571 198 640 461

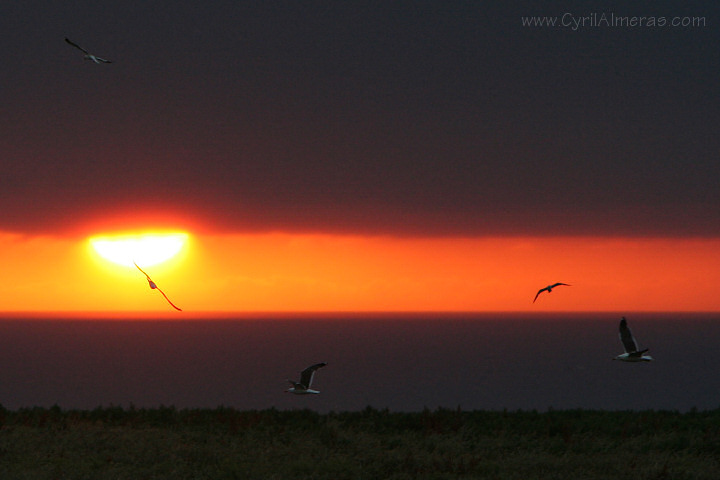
0 312 718 413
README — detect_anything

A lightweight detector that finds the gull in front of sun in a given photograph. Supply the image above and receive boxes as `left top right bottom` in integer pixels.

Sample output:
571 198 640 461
134 262 182 311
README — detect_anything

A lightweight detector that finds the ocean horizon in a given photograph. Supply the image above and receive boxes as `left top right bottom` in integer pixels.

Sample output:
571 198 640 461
0 312 718 412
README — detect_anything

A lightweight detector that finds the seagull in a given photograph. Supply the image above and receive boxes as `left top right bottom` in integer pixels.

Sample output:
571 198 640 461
65 37 112 64
285 362 327 395
533 282 571 303
614 317 653 362
133 262 182 311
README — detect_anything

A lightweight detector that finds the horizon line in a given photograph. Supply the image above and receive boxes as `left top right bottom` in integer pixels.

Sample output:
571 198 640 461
0 310 717 320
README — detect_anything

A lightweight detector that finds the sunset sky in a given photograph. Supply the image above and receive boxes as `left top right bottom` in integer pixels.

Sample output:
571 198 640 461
0 1 718 313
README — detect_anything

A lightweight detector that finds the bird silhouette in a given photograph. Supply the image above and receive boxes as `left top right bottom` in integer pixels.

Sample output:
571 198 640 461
285 362 328 394
65 37 112 64
134 262 181 311
614 317 653 362
533 282 571 303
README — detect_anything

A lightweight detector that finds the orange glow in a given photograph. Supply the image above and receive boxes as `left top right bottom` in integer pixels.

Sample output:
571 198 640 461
89 232 189 267
0 232 719 313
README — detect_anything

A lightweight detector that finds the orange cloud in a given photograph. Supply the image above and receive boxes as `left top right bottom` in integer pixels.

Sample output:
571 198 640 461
0 232 718 313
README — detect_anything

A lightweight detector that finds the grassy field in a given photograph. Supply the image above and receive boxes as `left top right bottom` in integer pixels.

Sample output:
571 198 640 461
0 406 718 479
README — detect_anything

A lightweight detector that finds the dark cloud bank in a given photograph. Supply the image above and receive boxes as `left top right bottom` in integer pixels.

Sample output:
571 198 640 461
1 2 718 236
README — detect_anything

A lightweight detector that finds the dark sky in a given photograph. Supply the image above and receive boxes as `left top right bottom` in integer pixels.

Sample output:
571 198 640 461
1 1 718 236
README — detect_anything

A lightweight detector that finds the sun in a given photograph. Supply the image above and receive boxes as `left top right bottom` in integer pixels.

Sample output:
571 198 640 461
89 232 189 268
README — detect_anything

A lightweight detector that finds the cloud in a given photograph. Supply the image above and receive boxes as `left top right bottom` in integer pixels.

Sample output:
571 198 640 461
1 2 718 237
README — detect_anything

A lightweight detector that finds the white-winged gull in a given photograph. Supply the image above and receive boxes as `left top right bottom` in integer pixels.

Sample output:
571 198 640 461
65 37 113 64
613 317 653 362
285 362 327 395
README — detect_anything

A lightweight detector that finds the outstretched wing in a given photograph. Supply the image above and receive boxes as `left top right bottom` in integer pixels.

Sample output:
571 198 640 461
134 262 151 280
94 56 112 63
533 288 546 303
299 362 327 388
619 317 639 353
65 37 89 54
551 282 571 288
155 286 182 311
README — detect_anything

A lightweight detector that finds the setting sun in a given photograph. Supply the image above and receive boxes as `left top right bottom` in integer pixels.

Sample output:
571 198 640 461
89 232 189 268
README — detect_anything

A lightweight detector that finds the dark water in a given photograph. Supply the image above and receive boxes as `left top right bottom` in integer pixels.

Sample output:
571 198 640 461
0 313 718 412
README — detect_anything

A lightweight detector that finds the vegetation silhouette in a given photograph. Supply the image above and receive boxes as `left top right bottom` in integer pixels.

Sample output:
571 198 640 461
0 405 718 479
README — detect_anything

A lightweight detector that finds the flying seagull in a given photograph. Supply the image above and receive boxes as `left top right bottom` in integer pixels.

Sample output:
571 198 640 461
133 262 182 311
285 362 327 395
533 282 571 303
65 37 112 64
614 317 653 362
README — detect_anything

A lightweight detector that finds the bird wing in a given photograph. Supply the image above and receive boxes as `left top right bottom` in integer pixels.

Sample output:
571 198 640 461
299 362 327 388
552 282 571 288
65 38 89 54
93 56 112 63
619 317 639 353
134 262 151 280
155 286 182 311
533 288 546 303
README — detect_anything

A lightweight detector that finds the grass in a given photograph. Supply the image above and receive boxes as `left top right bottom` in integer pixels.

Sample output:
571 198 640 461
0 405 718 479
